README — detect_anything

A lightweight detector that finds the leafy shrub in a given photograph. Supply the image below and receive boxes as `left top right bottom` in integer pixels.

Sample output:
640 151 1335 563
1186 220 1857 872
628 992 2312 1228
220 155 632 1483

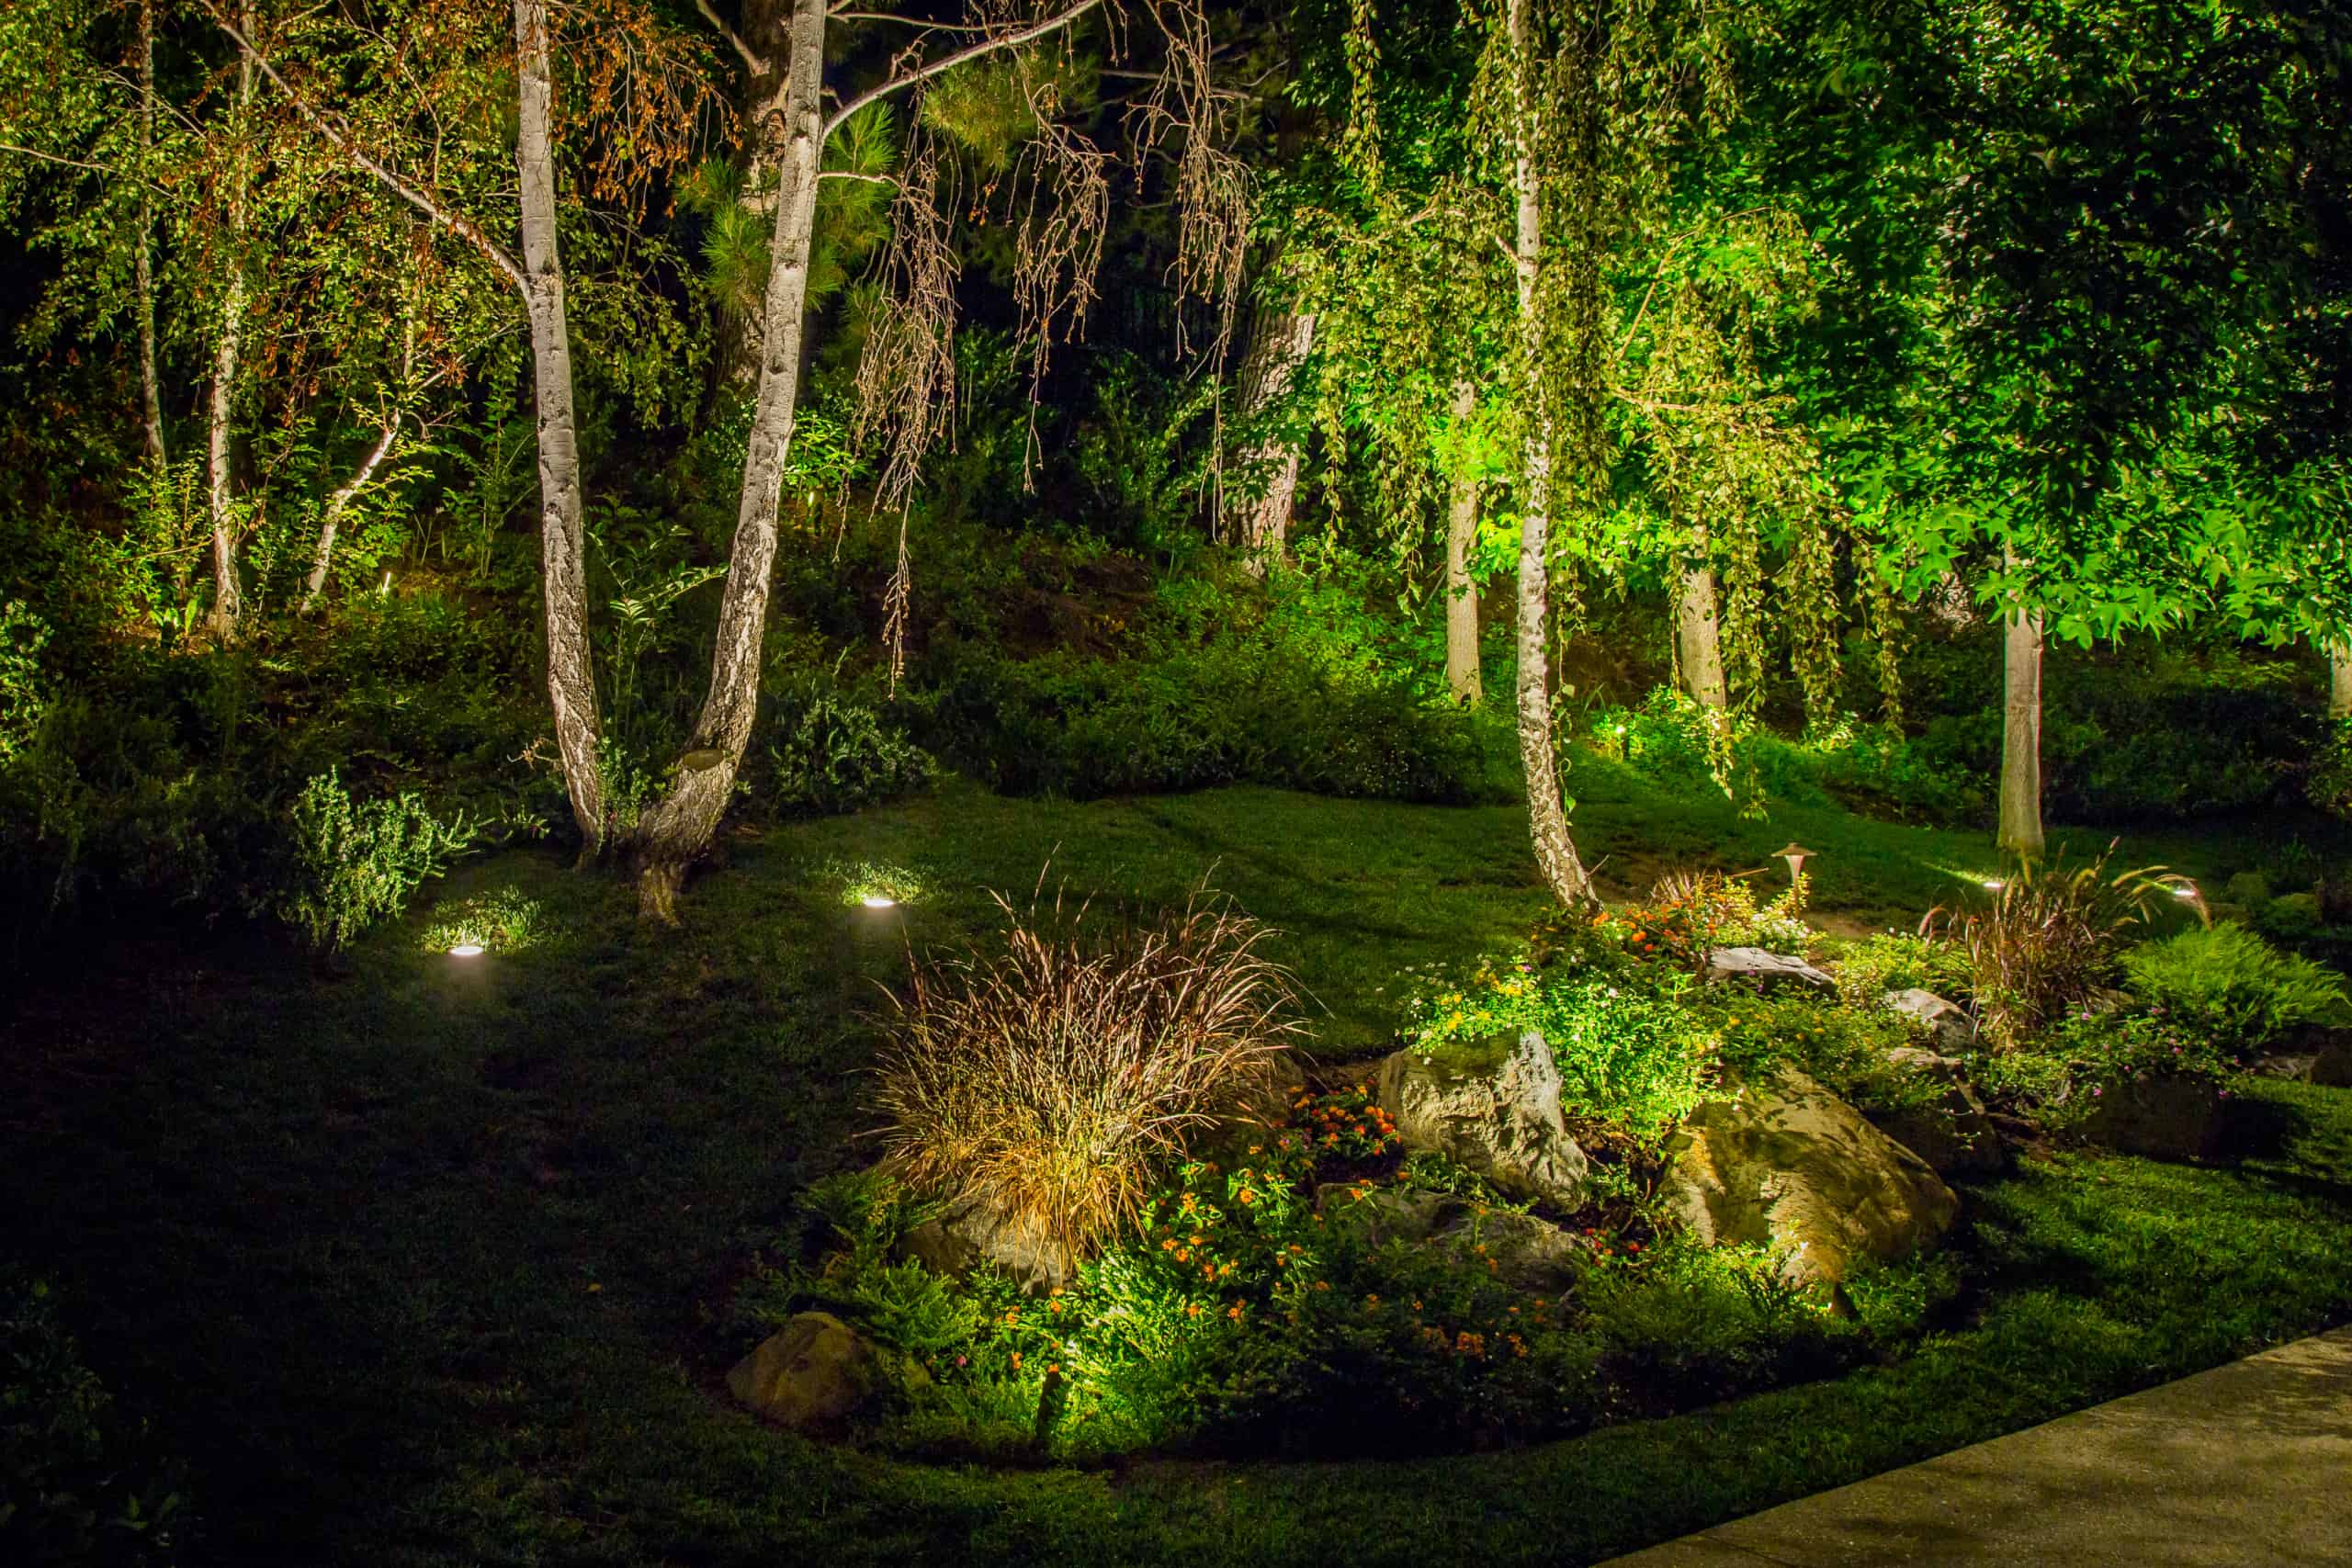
919 572 1491 804
276 769 476 953
1404 958 1717 1145
1975 1008 2240 1134
2 1277 189 1565
1829 931 1975 1009
869 887 1304 1261
2120 924 2349 1054
763 673 934 817
0 598 49 761
1708 992 1943 1117
1923 846 2188 1048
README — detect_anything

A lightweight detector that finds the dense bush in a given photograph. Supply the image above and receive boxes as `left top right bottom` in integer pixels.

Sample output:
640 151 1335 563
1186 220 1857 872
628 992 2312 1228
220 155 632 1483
869 888 1304 1261
276 770 476 954
1829 931 1976 1010
1974 1008 2242 1135
918 572 1492 804
1402 955 1718 1146
2120 924 2349 1054
761 672 934 818
1923 848 2187 1048
2 1277 188 1565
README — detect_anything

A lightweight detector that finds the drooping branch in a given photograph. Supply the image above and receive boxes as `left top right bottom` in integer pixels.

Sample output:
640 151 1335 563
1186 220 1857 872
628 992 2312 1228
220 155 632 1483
820 0 1102 141
695 0 770 73
199 5 527 295
854 143 962 524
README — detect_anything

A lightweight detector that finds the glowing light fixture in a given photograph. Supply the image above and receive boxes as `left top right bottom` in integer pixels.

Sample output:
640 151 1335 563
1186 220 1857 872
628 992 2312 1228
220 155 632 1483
860 895 897 909
448 942 486 957
1983 878 2005 890
1774 842 1815 885
2173 884 2199 899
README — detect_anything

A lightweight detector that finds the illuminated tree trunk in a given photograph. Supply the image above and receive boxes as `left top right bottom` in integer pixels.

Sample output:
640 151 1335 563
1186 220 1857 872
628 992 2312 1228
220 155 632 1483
1998 596 2045 856
206 1 256 639
1223 299 1316 563
1443 379 1481 705
718 0 794 387
514 0 606 851
135 0 165 469
1506 0 1595 909
630 0 829 919
1676 555 1728 714
301 423 400 610
2331 642 2350 722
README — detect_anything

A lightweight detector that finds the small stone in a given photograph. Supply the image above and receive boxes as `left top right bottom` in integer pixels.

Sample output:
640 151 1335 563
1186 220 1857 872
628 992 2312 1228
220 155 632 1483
1378 1029 1589 1209
1883 988 1976 1051
901 1203 1075 1294
1707 947 1836 992
728 1313 880 1430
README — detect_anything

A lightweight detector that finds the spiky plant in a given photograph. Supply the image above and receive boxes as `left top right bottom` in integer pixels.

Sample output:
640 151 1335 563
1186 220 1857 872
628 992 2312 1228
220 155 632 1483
868 885 1303 1264
1924 844 2193 1049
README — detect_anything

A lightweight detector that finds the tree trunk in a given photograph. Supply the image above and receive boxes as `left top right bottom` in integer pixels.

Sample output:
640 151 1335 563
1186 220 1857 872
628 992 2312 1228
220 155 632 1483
718 0 795 389
1221 300 1316 563
1998 597 2045 857
206 1 256 639
135 0 166 468
2331 642 2350 722
514 0 606 851
630 0 829 918
1443 379 1481 705
1676 557 1728 714
302 423 400 610
1505 0 1594 909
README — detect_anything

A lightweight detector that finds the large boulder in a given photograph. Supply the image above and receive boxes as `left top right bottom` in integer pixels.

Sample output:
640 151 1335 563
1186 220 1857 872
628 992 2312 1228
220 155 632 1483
1377 1029 1589 1209
1883 988 1977 1052
1707 947 1836 993
1870 1080 2006 1179
1662 1067 1958 1286
901 1203 1075 1294
729 1312 889 1430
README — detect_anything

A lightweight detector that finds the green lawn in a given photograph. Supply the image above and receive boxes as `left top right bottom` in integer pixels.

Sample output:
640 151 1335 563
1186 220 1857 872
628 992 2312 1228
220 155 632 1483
6 774 2351 1565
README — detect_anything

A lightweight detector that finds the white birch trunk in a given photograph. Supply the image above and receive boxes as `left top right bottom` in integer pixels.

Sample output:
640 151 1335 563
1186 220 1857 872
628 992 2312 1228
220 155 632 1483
514 0 606 851
136 0 165 468
631 0 831 918
1506 0 1594 908
1998 594 2045 857
301 423 400 610
1222 302 1316 564
1676 557 1728 714
2331 642 2350 722
206 2 256 638
1443 379 1481 705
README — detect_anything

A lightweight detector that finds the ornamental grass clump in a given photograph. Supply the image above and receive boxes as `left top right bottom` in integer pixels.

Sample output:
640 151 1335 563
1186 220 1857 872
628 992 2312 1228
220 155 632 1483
870 886 1305 1264
1922 845 2189 1049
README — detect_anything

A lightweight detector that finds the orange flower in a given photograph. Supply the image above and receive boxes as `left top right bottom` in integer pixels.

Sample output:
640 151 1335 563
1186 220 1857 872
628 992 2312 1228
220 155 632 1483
1185 1302 1202 1318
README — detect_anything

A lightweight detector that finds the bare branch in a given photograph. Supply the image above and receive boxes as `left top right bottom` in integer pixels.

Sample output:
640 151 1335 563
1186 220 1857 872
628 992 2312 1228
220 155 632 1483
694 0 770 75
0 142 159 190
198 4 527 295
820 169 899 186
831 9 993 29
821 0 1102 142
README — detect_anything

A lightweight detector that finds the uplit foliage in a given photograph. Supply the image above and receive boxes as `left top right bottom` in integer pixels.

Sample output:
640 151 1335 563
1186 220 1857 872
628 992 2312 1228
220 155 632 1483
869 887 1306 1261
1923 847 2189 1049
277 770 475 955
2121 924 2350 1055
417 884 548 956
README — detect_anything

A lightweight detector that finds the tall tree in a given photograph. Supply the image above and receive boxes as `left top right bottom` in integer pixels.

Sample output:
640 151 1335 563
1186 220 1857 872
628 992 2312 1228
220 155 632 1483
205 0 257 638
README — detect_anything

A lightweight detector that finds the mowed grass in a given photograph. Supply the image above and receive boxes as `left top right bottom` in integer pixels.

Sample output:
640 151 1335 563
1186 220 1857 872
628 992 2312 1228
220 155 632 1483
5 773 2351 1565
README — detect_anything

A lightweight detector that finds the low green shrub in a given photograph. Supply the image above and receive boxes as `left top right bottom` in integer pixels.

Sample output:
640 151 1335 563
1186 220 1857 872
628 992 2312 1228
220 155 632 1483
1706 992 1943 1118
2 1276 189 1565
276 769 475 954
763 674 934 818
1402 958 1718 1145
2120 924 2349 1054
1829 931 1974 1009
1973 1008 2239 1135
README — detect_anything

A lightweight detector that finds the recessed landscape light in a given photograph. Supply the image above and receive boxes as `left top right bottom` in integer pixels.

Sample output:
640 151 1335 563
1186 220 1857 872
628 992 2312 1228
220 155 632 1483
2173 886 2198 899
1982 878 2004 890
860 896 897 909
448 942 486 957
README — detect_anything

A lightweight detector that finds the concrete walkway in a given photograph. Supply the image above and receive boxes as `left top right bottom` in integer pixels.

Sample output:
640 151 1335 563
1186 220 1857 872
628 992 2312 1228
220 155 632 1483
1602 1327 2352 1567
